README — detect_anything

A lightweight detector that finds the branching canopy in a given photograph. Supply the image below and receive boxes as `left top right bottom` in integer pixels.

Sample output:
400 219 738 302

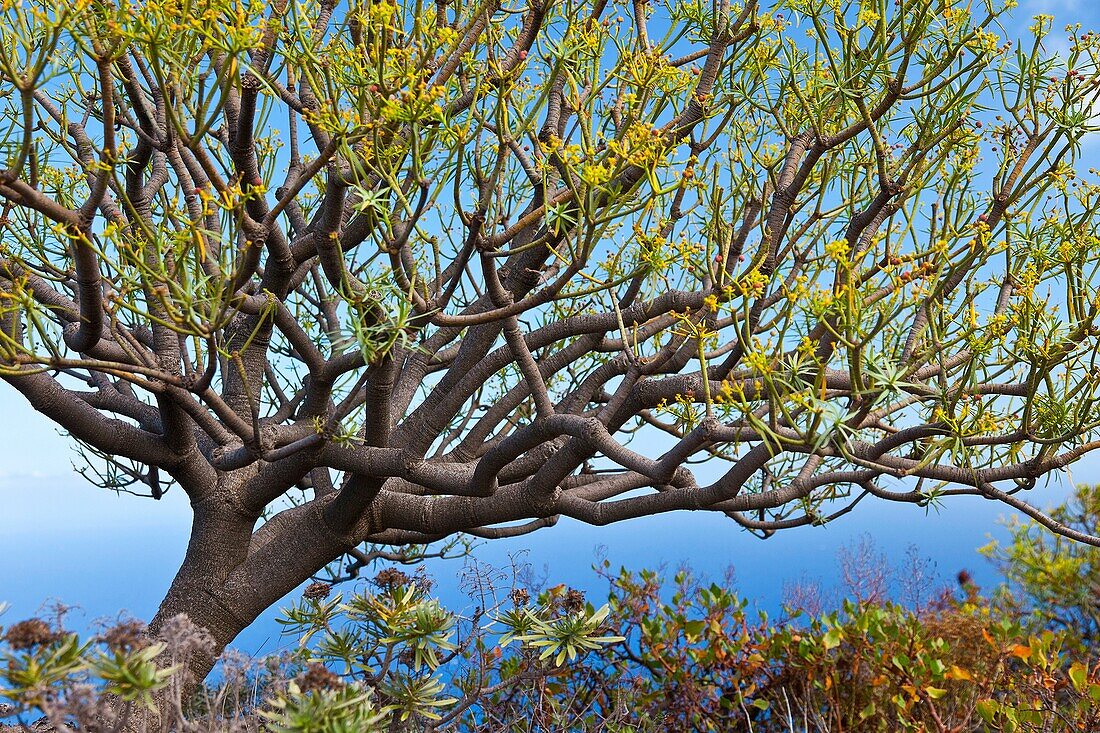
3 0 1100 656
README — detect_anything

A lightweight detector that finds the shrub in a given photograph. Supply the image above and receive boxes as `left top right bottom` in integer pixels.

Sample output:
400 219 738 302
6 487 1100 731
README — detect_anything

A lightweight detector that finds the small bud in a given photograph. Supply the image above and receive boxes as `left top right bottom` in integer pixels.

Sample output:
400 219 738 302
101 620 148 654
4 619 59 651
303 581 331 601
374 568 412 589
298 663 342 693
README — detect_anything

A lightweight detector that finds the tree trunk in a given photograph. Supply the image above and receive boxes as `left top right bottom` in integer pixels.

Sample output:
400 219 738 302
144 496 356 718
147 499 258 685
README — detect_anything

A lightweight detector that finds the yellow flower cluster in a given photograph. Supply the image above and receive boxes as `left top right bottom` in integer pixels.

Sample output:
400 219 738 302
716 379 735 403
751 38 781 71
733 268 768 297
580 162 613 187
745 349 771 373
605 121 671 170
785 274 811 304
377 81 447 125
969 28 1001 56
942 7 967 27
1048 162 1076 193
825 238 850 260
622 50 683 90
1014 264 1040 295
368 0 397 26
1029 14 1054 38
857 7 880 27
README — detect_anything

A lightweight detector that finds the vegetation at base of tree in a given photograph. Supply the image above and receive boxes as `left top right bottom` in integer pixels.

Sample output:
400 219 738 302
4 485 1100 732
5 0 1100 700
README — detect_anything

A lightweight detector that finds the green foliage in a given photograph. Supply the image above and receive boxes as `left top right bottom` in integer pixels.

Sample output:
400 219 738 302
93 642 177 710
260 682 388 733
276 573 624 727
508 603 624 665
983 484 1100 646
2 631 88 707
8 487 1100 731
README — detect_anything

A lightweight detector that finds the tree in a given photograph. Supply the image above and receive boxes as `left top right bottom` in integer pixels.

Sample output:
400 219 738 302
2 0 1100 688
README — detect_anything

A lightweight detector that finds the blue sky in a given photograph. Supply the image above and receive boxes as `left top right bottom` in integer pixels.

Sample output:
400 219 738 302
4 0 1100 656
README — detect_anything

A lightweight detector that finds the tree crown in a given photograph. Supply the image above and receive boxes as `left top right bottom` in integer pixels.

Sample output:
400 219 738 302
0 0 1098 554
